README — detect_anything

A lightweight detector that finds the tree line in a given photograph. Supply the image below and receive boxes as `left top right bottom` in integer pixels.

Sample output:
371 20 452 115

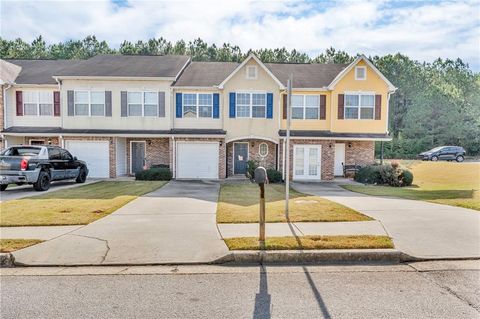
1 36 479 157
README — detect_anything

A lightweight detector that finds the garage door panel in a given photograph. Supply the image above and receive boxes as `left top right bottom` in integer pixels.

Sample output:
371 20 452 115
177 143 219 179
65 141 110 178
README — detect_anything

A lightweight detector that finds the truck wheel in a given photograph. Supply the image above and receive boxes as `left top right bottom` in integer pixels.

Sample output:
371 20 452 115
33 170 51 191
0 185 7 191
76 167 87 183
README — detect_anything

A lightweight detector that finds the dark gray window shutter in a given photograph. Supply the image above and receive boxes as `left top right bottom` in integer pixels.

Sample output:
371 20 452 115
158 91 165 117
67 90 74 116
337 94 344 120
375 94 382 120
105 91 112 117
121 91 127 117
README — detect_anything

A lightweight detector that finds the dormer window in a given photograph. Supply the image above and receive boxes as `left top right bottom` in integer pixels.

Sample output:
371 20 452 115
246 65 257 80
355 66 366 80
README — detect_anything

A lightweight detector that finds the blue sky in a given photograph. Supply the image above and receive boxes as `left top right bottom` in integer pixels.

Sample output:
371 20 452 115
1 0 479 70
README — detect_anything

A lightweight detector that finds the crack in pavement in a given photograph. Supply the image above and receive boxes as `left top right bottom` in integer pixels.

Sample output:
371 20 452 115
70 234 111 264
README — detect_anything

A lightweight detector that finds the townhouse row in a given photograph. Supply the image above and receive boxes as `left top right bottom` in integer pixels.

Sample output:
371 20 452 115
0 53 395 180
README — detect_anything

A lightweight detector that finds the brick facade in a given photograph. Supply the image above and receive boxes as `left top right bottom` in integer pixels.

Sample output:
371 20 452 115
226 139 277 177
24 136 60 146
278 139 375 180
125 138 170 175
174 137 226 179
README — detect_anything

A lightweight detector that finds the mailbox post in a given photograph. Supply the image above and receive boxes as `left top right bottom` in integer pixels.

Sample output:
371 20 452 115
254 167 267 248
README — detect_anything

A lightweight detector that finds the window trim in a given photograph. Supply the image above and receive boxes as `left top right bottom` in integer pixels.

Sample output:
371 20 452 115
258 142 269 157
355 66 367 80
344 91 375 120
181 92 214 119
74 90 106 117
235 91 267 119
246 65 258 80
127 91 158 117
291 94 320 120
22 91 54 117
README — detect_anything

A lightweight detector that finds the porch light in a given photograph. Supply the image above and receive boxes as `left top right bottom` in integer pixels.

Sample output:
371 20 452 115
348 143 352 148
47 138 52 145
147 139 152 145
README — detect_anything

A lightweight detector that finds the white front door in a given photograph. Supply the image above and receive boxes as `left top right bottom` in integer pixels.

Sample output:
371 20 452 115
176 142 219 179
334 143 346 176
293 145 321 180
65 140 110 178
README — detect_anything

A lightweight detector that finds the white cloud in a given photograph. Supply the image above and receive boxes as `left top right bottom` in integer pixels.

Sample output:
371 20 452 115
1 0 479 69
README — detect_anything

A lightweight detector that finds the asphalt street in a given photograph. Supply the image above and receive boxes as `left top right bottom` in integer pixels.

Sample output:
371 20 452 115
1 260 479 319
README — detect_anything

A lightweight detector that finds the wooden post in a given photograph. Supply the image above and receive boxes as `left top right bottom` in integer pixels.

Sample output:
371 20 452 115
259 182 265 249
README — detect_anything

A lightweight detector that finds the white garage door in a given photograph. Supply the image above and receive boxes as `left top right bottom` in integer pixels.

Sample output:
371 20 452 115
65 140 110 178
176 143 219 179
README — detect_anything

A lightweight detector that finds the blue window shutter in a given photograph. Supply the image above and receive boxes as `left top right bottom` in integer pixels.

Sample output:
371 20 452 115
266 93 273 119
229 92 236 118
176 93 182 118
213 93 220 118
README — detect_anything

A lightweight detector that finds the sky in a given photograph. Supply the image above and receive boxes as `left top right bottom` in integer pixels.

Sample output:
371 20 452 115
1 0 479 70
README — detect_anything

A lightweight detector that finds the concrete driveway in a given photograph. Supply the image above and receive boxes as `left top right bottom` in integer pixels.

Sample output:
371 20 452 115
12 180 229 266
0 179 99 202
293 182 480 259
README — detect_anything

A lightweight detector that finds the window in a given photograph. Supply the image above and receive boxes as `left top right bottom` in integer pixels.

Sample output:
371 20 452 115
345 93 375 119
22 91 53 116
291 95 320 120
198 94 212 117
236 92 266 118
183 93 197 117
259 143 268 157
355 66 366 80
74 91 89 116
236 93 251 118
246 66 257 79
61 150 73 161
144 92 158 117
75 91 105 116
48 148 61 160
127 92 157 117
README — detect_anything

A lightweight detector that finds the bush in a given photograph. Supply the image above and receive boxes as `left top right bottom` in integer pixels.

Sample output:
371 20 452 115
267 169 282 183
150 164 170 169
355 164 413 187
135 168 172 181
246 160 258 180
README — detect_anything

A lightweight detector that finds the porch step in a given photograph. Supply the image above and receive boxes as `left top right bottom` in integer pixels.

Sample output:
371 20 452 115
227 175 249 180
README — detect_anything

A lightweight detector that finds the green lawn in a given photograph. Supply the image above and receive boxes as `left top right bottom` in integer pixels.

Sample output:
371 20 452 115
217 183 371 223
225 235 393 250
0 239 44 253
343 161 480 210
0 181 166 226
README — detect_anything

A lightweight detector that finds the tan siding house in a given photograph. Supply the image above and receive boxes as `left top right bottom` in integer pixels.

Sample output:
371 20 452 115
1 53 395 180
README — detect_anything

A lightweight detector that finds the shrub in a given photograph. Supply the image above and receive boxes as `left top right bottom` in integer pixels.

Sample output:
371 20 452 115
355 164 413 187
266 169 282 183
151 164 170 169
135 167 172 181
246 160 258 180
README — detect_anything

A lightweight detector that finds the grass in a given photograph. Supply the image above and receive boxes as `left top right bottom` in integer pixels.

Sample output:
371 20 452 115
0 239 44 253
343 161 480 210
0 181 166 226
224 235 393 250
217 183 371 223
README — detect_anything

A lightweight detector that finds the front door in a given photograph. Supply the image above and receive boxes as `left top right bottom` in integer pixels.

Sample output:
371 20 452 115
233 143 248 175
334 143 345 176
131 142 145 174
293 145 321 180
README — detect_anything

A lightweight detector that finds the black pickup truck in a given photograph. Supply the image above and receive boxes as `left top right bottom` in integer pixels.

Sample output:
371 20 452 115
0 145 89 191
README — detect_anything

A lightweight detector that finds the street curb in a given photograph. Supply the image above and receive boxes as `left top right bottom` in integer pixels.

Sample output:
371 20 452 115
212 249 415 264
0 253 15 268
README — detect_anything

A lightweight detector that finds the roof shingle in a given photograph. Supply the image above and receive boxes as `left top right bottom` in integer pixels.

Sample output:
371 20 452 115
174 61 239 87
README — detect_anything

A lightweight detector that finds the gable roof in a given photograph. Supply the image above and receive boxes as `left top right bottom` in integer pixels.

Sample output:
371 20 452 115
174 61 239 87
5 59 82 85
265 63 348 88
53 54 190 79
218 53 285 89
328 54 397 92
0 60 22 85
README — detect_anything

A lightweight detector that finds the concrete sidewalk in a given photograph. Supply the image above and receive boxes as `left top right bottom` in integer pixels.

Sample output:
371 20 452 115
218 221 387 238
12 181 229 266
292 182 480 259
0 226 83 240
